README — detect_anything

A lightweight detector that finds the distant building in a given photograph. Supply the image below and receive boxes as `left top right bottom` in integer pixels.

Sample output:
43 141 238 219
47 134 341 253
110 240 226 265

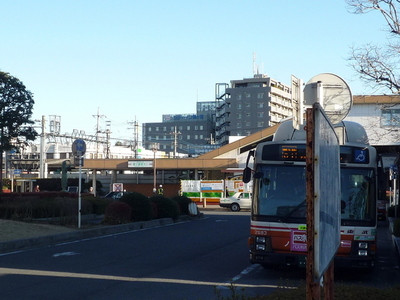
215 74 292 145
345 95 400 147
142 101 219 156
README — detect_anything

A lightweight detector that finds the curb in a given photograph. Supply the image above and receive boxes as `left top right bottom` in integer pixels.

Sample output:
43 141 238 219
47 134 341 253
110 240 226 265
0 213 203 254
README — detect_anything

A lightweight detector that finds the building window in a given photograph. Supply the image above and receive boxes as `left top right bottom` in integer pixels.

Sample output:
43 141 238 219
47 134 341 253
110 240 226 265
199 125 203 130
237 94 242 100
187 126 191 130
237 123 242 128
245 122 251 127
257 121 264 127
237 113 242 119
257 93 264 99
156 127 159 131
237 104 242 109
195 125 198 130
257 102 264 108
245 102 251 108
245 92 251 98
179 126 183 131
245 112 251 117
187 135 191 140
163 126 167 131
381 109 400 126
257 112 264 118
199 134 203 139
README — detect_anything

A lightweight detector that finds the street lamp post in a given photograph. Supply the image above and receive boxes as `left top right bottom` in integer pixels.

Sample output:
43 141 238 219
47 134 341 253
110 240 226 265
151 143 159 194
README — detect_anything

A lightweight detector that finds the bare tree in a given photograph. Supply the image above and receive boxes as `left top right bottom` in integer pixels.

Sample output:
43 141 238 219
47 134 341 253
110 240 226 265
347 0 400 92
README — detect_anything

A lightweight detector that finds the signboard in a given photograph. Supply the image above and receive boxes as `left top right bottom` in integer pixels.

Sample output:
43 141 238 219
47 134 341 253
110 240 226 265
313 102 341 281
200 180 224 191
128 161 153 168
113 183 123 192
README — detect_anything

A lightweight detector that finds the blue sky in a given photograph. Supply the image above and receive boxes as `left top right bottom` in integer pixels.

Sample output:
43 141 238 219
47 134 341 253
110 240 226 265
0 0 389 142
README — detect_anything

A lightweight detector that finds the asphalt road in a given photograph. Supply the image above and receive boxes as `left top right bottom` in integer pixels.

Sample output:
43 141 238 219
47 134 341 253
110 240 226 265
0 210 398 300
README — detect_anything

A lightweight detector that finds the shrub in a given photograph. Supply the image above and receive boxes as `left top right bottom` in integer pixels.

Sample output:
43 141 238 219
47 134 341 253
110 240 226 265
0 196 93 221
171 195 193 215
393 218 400 237
388 205 400 218
150 201 158 219
150 195 180 220
85 197 112 215
103 202 132 225
120 192 152 221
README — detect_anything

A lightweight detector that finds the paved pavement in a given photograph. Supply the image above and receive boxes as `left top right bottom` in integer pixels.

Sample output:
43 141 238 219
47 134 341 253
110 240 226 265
0 212 205 254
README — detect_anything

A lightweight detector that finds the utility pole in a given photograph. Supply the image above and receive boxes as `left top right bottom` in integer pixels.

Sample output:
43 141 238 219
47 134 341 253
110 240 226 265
39 115 46 178
92 108 105 158
105 121 111 159
170 126 181 158
128 117 139 158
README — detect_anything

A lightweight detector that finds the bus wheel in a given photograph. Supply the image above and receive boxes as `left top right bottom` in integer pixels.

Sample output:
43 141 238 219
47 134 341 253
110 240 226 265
231 203 240 212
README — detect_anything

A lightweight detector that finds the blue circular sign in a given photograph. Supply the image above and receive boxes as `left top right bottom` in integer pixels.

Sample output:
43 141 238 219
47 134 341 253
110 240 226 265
72 139 86 155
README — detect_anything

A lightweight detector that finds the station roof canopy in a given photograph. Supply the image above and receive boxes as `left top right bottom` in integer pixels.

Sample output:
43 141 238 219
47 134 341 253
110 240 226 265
81 123 280 171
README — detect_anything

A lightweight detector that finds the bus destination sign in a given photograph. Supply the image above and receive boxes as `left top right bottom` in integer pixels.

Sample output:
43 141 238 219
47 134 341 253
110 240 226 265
281 145 306 161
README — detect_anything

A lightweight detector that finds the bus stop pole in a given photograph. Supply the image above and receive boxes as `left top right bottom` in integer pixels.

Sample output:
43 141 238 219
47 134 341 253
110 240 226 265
305 108 321 300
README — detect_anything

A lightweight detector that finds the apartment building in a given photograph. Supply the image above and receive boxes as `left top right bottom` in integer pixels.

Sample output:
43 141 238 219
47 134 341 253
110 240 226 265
215 74 292 145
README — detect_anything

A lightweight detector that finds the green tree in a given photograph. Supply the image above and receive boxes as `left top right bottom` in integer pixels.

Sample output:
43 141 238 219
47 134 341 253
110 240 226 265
347 0 400 92
0 71 38 190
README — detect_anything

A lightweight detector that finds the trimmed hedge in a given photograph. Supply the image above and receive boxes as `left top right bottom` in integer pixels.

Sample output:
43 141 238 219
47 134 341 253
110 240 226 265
103 202 132 225
0 196 93 220
120 192 153 221
171 195 193 215
150 195 180 221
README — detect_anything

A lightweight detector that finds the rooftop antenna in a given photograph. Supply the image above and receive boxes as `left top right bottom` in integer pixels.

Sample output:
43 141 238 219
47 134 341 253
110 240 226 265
253 53 257 75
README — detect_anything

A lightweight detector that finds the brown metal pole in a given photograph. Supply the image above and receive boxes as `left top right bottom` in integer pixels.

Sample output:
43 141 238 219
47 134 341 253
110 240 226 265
324 260 335 300
306 108 320 300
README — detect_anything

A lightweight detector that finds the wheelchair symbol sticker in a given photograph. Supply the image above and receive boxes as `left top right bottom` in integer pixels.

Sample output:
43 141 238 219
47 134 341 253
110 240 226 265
354 149 366 163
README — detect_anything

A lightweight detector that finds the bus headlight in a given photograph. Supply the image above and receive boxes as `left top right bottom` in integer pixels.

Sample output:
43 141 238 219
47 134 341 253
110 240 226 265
254 236 272 252
256 244 266 251
256 236 266 243
358 250 368 256
358 242 368 249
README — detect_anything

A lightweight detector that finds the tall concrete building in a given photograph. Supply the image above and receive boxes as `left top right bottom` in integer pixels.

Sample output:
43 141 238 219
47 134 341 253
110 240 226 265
142 101 218 156
215 74 292 145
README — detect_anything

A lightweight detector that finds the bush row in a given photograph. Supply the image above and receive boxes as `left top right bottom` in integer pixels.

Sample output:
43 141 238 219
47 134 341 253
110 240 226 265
103 193 195 225
0 192 196 227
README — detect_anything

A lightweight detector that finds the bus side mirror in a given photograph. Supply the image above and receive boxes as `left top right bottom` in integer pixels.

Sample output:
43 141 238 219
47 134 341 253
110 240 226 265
243 150 255 183
243 167 252 183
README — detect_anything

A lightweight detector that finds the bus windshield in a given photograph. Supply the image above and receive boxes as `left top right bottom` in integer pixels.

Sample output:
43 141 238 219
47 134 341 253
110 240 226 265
253 165 375 224
254 165 306 219
341 168 375 223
